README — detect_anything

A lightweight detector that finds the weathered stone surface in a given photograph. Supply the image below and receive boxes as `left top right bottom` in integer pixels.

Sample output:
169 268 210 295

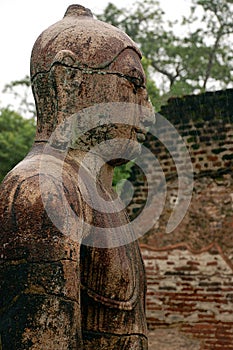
0 4 152 349
31 4 141 79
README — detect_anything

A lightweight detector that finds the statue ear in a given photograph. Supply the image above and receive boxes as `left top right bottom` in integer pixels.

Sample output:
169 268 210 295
49 50 78 93
51 50 77 67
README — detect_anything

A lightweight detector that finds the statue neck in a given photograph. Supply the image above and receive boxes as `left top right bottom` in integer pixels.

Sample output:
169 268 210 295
68 148 115 193
31 142 115 194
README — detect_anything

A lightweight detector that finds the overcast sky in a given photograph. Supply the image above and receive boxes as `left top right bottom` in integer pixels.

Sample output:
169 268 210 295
0 0 191 106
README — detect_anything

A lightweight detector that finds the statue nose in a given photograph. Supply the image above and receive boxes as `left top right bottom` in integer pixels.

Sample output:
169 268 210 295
139 108 156 131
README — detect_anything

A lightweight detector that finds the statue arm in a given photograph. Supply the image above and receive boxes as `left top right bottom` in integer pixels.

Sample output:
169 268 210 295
0 170 83 349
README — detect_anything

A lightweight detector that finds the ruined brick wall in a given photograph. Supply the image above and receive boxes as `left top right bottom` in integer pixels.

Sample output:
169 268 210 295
127 89 233 219
141 244 233 349
155 89 233 176
125 89 233 348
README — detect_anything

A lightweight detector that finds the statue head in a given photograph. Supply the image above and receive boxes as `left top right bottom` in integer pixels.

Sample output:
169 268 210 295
31 4 153 162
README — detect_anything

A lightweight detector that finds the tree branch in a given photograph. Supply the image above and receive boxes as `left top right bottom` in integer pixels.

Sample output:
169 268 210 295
202 26 224 90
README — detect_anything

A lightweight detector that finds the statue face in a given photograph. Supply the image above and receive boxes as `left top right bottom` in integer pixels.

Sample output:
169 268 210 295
62 48 154 164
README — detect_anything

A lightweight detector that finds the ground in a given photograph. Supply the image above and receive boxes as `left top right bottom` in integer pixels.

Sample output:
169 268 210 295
148 328 200 350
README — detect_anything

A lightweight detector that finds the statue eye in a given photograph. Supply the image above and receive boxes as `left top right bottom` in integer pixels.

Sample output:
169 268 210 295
125 69 145 88
128 76 143 87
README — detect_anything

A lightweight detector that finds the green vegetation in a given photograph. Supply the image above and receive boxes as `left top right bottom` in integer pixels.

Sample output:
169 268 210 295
0 108 35 182
112 161 134 189
97 0 233 105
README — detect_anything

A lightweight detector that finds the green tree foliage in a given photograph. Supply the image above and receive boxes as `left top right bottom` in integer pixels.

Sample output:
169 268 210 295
183 0 233 91
0 108 35 182
112 161 134 189
3 75 35 118
97 0 233 100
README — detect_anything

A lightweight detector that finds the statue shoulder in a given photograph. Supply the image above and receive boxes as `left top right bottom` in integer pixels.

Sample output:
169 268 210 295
0 159 42 224
0 155 87 222
0 156 88 261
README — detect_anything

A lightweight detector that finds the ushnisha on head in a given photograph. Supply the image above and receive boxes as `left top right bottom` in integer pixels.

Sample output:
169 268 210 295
31 4 153 148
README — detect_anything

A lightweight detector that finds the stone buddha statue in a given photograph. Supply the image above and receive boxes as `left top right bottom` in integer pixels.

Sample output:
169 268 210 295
0 4 153 349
